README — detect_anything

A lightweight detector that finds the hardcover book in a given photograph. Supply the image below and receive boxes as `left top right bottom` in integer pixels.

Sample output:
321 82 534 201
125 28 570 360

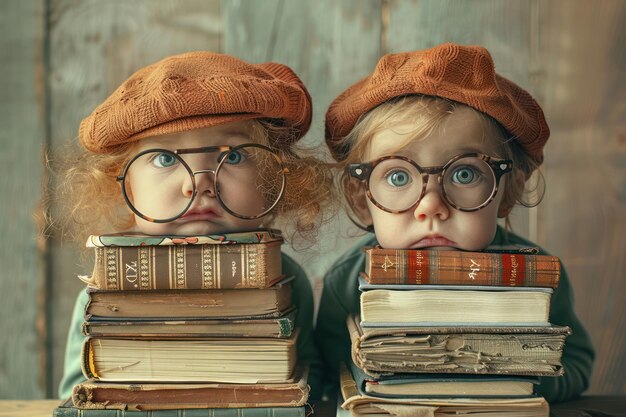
72 366 309 410
81 331 298 383
359 279 552 326
83 308 296 338
54 398 309 417
84 276 293 320
348 315 570 377
83 229 284 290
363 246 560 288
339 363 549 417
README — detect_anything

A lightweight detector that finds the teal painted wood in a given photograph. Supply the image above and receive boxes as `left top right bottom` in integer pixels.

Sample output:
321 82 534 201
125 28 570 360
0 0 46 399
46 0 222 397
222 0 384 281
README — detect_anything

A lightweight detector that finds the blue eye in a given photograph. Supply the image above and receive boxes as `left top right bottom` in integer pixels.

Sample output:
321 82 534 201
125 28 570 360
451 166 478 185
152 152 178 168
224 150 245 165
386 169 412 187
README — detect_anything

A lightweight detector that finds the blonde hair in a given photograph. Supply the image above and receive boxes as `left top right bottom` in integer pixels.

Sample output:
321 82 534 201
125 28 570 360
48 119 334 249
336 95 544 228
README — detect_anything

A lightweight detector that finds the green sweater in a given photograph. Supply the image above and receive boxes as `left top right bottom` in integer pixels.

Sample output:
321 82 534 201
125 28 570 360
58 253 324 400
314 226 595 403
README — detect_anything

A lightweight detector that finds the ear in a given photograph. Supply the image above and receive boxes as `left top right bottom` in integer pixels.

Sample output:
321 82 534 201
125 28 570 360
341 175 373 227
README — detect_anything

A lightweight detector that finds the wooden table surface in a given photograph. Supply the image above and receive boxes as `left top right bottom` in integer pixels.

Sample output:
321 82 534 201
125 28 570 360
1 397 625 417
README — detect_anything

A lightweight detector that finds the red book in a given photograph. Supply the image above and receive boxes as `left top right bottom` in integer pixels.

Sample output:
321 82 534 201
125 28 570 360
362 247 560 288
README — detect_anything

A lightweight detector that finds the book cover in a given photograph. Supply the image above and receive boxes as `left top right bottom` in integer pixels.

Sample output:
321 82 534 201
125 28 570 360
359 278 553 326
363 246 560 288
84 277 293 320
84 229 284 290
83 308 296 338
54 398 309 417
72 366 309 410
348 315 570 377
81 331 298 383
339 363 549 417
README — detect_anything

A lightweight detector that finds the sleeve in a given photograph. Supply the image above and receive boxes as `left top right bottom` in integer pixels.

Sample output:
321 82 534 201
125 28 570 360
57 289 88 399
313 245 366 399
537 263 595 403
282 253 324 401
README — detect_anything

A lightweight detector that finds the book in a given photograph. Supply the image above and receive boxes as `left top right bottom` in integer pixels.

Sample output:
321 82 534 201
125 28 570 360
349 360 538 398
71 366 309 410
359 279 552 326
363 246 560 288
83 229 284 290
84 276 293 320
83 308 296 338
81 331 298 383
348 315 570 377
54 398 309 417
339 363 549 417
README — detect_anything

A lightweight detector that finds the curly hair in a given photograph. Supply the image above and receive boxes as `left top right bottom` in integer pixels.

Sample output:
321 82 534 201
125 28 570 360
334 95 545 230
48 119 335 249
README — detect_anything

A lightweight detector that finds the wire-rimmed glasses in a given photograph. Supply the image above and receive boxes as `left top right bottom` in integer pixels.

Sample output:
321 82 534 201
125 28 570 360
117 143 287 222
348 152 512 213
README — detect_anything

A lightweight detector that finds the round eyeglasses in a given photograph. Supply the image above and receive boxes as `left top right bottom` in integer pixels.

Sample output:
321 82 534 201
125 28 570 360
117 143 287 222
348 153 512 213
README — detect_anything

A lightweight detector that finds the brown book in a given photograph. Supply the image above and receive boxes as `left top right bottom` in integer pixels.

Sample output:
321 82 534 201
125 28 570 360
71 366 309 410
348 315 570 378
82 308 296 338
363 246 560 288
84 277 292 320
81 331 298 383
83 230 283 290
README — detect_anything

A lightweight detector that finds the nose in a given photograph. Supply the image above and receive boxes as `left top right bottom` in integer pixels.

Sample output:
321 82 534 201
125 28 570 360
181 169 216 198
413 176 450 221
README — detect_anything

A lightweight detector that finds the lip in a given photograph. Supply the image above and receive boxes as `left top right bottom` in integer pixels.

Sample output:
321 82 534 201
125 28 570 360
410 235 457 249
180 208 221 222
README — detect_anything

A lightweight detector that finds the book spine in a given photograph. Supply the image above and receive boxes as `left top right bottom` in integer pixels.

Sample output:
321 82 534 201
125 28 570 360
91 242 281 290
55 407 306 416
365 250 560 288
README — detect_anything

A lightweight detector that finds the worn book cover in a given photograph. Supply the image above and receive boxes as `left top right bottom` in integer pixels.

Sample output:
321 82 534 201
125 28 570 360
348 315 570 377
54 398 309 417
339 363 549 417
363 246 560 288
84 229 283 290
359 278 553 326
81 331 298 383
83 308 296 338
84 276 293 320
71 366 309 410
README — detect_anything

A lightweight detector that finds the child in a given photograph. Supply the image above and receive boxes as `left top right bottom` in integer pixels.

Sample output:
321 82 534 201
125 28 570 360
56 52 332 400
315 43 594 403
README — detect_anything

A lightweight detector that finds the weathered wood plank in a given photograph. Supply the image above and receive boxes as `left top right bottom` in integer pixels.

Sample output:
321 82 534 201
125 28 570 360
46 0 221 396
0 0 46 399
222 0 383 283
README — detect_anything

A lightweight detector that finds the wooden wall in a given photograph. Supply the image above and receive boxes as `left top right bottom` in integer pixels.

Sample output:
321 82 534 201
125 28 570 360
1 0 624 399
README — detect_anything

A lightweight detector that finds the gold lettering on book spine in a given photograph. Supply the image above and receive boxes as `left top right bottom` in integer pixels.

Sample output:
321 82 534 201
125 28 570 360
249 246 261 288
104 248 119 290
201 245 215 289
138 247 150 289
174 246 185 289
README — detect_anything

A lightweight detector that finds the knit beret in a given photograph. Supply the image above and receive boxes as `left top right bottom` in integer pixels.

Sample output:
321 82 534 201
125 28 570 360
80 51 312 153
325 43 550 165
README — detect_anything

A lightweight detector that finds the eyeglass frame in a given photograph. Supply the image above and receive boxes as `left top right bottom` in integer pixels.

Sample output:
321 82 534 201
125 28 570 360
347 152 513 213
116 142 288 223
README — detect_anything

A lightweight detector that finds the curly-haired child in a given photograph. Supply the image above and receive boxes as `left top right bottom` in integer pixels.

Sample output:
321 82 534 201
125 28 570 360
315 43 594 403
56 51 333 400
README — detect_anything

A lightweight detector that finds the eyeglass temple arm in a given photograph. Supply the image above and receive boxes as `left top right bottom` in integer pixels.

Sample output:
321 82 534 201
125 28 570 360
347 164 372 180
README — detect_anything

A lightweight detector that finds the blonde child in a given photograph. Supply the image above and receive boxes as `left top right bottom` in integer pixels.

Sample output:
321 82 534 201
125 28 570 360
315 43 594 403
56 52 332 400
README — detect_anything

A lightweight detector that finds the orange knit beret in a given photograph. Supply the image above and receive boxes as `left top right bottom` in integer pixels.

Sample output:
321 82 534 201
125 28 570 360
79 52 312 153
325 43 550 164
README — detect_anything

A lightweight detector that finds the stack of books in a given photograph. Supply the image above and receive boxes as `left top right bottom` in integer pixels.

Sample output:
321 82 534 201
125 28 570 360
55 229 310 417
340 246 571 417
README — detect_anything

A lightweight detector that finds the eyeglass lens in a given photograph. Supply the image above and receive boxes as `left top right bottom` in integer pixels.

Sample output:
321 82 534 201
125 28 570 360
121 145 285 221
368 156 497 211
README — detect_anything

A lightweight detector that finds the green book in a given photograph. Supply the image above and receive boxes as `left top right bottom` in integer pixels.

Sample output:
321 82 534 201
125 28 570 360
53 399 308 417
